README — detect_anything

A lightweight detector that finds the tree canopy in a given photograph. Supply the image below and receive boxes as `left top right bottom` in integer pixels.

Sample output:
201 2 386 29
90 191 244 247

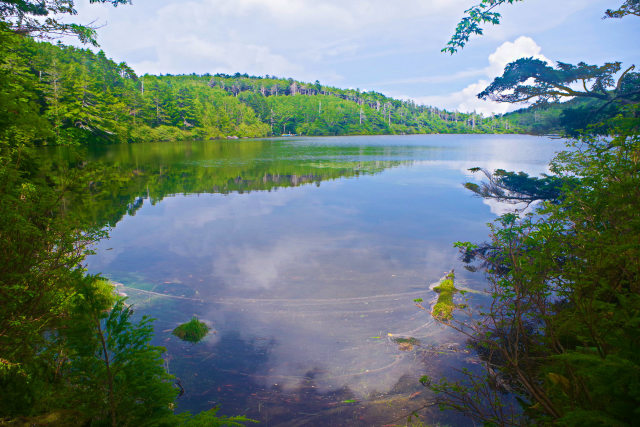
477 58 640 106
0 33 520 146
604 0 640 18
443 0 639 54
0 0 130 45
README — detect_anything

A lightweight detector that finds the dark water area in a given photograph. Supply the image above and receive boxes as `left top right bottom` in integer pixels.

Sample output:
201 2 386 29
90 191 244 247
58 135 563 425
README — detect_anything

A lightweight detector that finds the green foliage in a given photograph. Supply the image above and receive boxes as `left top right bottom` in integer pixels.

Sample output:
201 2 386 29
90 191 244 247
0 0 130 46
442 0 524 54
174 407 258 426
0 142 106 414
172 317 210 343
0 275 114 417
0 30 519 146
450 3 639 136
0 27 52 145
0 29 254 427
478 57 640 107
436 7 639 423
604 0 640 18
498 96 637 136
428 119 640 424
244 84 514 136
443 1 639 53
68 298 178 426
0 30 273 145
0 48 116 412
423 369 522 425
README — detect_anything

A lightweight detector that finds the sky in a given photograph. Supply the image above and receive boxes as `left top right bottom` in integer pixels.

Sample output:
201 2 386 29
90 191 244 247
69 0 640 115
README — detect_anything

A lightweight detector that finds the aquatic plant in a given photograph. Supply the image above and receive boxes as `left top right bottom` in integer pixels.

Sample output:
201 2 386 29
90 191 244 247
392 336 420 351
432 272 457 320
172 317 210 343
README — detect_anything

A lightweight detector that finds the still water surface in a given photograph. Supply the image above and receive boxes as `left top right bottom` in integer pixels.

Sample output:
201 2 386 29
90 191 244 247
81 134 562 425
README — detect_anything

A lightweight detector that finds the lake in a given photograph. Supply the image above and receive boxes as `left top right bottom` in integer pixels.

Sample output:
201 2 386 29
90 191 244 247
74 134 562 425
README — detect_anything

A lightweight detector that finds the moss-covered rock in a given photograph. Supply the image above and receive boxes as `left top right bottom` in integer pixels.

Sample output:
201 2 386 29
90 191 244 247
432 271 458 320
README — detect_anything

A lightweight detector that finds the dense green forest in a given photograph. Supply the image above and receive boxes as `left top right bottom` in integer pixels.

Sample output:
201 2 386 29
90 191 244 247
2 33 519 147
502 100 579 135
502 96 634 135
5 17 622 147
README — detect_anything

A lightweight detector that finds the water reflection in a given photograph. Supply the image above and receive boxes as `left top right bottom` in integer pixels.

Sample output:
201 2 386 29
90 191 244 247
67 135 563 425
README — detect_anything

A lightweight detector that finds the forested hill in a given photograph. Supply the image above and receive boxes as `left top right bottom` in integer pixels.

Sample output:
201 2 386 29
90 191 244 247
205 73 514 136
4 34 517 146
501 96 629 136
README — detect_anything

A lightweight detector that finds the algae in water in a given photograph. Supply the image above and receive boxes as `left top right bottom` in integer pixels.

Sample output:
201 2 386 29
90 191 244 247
432 271 458 320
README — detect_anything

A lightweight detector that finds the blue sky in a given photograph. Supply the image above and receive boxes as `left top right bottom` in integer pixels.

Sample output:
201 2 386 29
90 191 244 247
71 0 639 114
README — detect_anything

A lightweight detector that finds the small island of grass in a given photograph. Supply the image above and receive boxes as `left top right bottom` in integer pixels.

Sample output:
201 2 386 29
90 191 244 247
432 271 458 321
172 317 210 343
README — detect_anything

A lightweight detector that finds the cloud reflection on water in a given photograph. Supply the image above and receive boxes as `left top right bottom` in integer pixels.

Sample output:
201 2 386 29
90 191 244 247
86 135 564 417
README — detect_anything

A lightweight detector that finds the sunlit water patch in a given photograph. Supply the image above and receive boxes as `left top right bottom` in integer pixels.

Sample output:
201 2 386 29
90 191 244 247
60 134 563 425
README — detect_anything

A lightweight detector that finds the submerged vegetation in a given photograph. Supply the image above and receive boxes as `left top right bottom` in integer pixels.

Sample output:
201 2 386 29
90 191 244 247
431 272 458 321
173 317 210 343
392 337 421 351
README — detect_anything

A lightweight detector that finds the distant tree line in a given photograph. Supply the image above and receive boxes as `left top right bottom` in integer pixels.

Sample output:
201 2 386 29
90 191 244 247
208 73 515 136
2 34 521 147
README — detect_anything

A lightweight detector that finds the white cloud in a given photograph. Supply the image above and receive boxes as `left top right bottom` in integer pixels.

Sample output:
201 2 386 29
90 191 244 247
366 68 486 87
482 198 542 216
138 36 304 77
70 0 471 82
409 80 502 116
485 36 551 77
413 36 553 115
